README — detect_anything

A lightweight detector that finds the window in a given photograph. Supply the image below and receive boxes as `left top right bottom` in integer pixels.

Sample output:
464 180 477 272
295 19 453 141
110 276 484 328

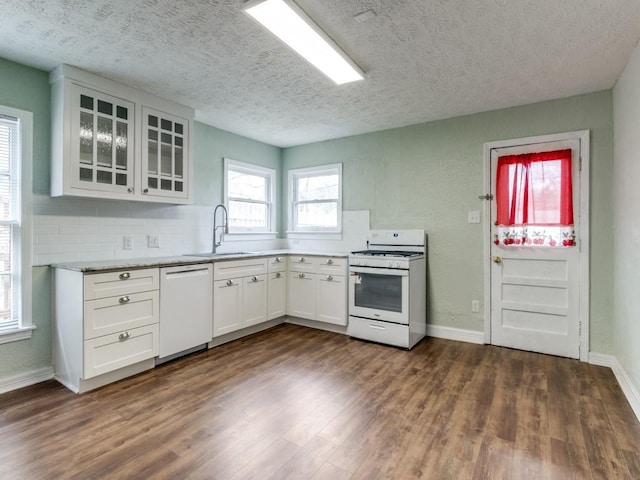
224 158 276 233
495 149 575 247
0 106 33 344
288 164 342 232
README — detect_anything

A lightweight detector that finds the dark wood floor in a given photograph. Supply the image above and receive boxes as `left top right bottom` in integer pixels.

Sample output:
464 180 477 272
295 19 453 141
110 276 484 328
1 324 639 479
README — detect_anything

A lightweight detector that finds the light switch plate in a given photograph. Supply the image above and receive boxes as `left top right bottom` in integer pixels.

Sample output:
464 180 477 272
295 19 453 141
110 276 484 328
123 235 133 250
468 211 481 223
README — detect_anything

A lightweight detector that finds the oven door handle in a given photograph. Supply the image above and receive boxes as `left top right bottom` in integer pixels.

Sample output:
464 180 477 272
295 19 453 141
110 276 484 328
349 266 409 276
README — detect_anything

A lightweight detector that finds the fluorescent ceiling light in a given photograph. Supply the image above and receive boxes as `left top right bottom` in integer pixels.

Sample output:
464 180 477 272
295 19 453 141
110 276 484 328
244 0 364 85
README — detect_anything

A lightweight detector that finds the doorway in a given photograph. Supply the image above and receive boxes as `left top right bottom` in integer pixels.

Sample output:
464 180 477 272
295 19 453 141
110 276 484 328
483 131 590 360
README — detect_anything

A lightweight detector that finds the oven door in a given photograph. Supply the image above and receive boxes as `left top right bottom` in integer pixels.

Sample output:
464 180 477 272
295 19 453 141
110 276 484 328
349 266 409 324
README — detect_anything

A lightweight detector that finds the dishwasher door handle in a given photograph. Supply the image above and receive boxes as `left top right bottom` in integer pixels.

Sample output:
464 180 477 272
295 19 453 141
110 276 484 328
165 267 210 277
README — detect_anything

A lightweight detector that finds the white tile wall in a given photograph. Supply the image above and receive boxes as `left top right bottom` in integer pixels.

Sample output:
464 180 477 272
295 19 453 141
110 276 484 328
31 195 369 265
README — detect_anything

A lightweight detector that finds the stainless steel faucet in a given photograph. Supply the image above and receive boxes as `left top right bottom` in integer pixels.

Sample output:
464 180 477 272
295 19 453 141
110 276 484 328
212 204 229 253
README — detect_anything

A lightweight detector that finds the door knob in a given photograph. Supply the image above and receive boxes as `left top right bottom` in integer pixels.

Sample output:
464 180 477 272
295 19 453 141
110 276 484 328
493 256 502 264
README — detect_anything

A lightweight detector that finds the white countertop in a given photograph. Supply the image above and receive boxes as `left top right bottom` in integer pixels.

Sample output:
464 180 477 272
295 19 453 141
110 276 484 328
51 250 349 272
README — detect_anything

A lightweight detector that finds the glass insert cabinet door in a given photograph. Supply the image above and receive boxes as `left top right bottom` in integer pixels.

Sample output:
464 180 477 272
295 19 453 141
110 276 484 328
142 107 189 199
70 85 135 194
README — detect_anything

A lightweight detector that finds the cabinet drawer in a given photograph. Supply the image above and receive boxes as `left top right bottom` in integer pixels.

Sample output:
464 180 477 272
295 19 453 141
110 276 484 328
267 256 288 273
317 257 346 275
347 317 409 348
84 323 159 379
84 268 159 300
214 258 268 281
84 290 159 340
289 255 317 273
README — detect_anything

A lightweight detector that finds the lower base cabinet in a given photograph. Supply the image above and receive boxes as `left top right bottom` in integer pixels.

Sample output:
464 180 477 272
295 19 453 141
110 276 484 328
288 272 316 320
267 271 287 320
316 274 347 325
213 278 242 337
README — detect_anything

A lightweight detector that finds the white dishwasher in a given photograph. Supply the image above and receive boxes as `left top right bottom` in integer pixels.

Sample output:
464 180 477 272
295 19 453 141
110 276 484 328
159 263 213 360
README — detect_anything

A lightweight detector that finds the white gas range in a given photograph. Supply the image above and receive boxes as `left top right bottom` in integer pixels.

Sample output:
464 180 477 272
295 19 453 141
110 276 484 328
347 230 427 349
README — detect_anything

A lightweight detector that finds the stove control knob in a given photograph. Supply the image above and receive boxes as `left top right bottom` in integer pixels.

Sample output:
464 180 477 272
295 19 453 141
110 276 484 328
359 259 367 266
388 260 393 268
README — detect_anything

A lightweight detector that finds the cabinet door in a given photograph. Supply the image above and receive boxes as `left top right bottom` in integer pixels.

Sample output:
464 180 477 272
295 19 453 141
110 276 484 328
317 275 347 325
142 106 189 200
70 85 135 195
288 272 316 320
213 278 242 337
242 274 268 327
267 272 287 320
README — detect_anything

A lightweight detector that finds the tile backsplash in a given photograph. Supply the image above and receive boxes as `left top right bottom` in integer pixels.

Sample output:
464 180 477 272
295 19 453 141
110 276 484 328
31 195 370 266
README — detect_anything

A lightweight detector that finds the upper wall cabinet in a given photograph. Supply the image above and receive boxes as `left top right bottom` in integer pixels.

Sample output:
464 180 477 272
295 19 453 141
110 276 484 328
50 65 194 204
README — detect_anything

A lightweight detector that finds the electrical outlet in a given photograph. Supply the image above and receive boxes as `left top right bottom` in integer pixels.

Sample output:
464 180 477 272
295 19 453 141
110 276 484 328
468 211 481 223
148 234 160 248
471 300 480 313
123 235 133 250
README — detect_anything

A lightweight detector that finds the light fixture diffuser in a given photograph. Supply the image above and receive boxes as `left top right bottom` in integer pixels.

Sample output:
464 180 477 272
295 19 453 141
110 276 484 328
244 0 364 85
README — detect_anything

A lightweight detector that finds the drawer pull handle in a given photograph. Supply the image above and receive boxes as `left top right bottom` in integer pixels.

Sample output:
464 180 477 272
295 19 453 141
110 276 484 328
275 257 281 263
327 259 334 265
119 296 130 304
299 273 305 278
251 276 258 282
368 324 385 330
119 272 131 280
275 272 281 279
299 257 305 263
119 332 131 340
226 280 234 286
327 275 333 281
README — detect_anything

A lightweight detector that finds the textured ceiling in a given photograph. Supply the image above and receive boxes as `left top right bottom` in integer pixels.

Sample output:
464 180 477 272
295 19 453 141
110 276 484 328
1 0 640 147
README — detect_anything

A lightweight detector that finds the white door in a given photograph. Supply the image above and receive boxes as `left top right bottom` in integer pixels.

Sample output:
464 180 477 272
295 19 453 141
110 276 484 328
490 138 582 358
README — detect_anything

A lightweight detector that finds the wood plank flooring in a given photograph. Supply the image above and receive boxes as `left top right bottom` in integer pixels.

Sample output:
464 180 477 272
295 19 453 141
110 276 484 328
1 324 639 479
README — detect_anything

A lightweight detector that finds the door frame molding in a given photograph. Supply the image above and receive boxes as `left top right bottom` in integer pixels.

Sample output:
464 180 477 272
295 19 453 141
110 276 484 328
482 130 590 361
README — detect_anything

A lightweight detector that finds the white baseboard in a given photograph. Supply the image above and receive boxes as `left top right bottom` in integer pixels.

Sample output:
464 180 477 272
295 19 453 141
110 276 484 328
426 324 485 345
589 352 640 423
0 366 54 395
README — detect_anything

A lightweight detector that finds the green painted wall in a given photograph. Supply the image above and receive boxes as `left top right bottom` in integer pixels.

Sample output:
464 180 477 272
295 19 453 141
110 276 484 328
0 58 52 379
613 40 640 398
283 91 614 353
192 121 283 234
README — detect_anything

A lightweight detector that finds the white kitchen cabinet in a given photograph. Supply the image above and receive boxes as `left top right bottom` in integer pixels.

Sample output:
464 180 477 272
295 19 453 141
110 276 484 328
141 107 190 201
54 267 160 393
268 271 287 320
213 258 269 337
287 256 347 326
50 64 193 204
316 274 347 325
288 271 317 320
267 255 287 320
242 274 268 327
213 277 243 337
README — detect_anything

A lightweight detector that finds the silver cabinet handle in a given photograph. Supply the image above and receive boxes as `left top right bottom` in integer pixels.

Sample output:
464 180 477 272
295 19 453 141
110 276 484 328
143 188 149 194
119 331 131 340
275 257 281 263
326 275 333 281
299 273 305 278
119 272 131 280
327 259 334 265
251 276 258 282
119 296 130 304
226 279 234 286
275 272 281 279
127 187 133 193
299 257 305 263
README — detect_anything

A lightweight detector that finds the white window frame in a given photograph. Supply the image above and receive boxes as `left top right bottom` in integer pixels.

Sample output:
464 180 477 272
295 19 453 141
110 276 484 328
287 163 342 235
223 158 276 238
0 105 33 344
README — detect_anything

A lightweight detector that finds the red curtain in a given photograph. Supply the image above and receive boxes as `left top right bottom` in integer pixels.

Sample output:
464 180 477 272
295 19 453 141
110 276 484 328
495 149 575 247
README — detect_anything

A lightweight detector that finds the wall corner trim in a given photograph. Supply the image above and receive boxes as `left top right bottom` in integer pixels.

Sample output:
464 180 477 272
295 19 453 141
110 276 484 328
0 366 54 395
426 324 485 345
589 352 640 423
